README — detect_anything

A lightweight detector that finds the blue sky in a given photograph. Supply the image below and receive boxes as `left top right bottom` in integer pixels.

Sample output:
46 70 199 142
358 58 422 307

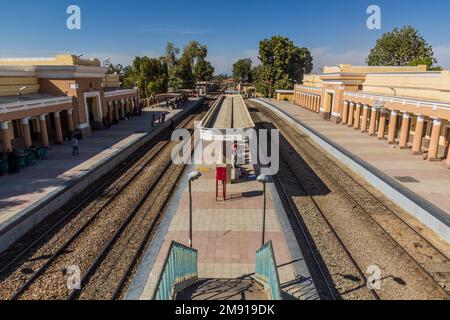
0 0 449 73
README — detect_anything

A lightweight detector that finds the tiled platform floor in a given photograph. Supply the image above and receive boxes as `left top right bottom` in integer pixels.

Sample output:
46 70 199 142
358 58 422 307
0 99 202 228
137 164 303 300
262 98 450 217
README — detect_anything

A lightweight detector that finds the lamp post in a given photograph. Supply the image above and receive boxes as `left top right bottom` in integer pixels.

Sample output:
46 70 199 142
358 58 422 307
257 174 269 247
188 171 202 248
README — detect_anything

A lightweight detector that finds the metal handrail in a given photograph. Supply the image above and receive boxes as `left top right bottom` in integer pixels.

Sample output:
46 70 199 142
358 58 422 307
153 241 199 300
255 241 283 300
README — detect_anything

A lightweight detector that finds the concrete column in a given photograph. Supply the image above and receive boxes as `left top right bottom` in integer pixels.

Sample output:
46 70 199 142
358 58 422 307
446 144 450 166
368 107 377 136
342 101 349 124
387 111 399 144
54 112 63 145
22 117 32 148
412 115 425 155
347 102 355 127
67 109 75 133
316 96 321 113
361 105 369 132
39 114 50 148
378 110 387 140
398 112 411 149
306 94 310 110
354 103 362 129
120 101 126 119
428 118 442 160
1 121 12 152
114 101 120 121
107 103 113 122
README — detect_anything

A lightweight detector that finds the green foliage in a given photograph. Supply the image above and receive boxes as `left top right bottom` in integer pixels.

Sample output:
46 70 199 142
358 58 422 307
123 56 168 97
232 58 253 82
124 41 215 95
168 41 214 90
367 26 437 67
253 35 313 97
194 59 215 82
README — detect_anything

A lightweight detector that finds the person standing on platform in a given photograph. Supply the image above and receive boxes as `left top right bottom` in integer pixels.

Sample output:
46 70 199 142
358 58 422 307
72 135 79 156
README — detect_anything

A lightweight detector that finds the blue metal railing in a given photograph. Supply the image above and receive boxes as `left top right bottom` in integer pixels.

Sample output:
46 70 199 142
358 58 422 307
255 241 283 300
153 241 199 300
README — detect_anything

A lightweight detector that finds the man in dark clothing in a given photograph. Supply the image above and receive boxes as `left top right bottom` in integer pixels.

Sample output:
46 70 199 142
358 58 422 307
72 136 79 156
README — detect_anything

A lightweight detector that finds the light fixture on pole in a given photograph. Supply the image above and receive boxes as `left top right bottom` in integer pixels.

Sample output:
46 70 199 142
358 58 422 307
18 86 27 96
188 171 202 248
257 174 269 247
103 58 111 67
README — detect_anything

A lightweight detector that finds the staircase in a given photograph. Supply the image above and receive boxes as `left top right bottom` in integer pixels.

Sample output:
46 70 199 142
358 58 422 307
176 278 268 301
154 241 282 301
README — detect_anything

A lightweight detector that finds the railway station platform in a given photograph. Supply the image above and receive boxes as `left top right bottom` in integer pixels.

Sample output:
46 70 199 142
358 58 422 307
0 98 204 253
126 163 318 301
255 98 450 244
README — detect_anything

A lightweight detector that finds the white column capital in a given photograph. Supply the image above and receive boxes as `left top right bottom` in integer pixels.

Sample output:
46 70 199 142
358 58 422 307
416 115 425 122
39 114 47 121
390 111 398 117
67 108 73 115
21 117 30 125
363 104 369 110
1 121 9 130
402 112 410 119
433 118 442 126
54 111 61 118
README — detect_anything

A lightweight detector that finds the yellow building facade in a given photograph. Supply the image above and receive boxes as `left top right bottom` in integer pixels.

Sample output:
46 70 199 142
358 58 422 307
294 64 450 167
0 54 139 153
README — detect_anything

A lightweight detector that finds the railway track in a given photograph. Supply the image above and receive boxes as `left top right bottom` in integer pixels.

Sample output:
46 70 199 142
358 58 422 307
0 95 219 300
247 100 450 300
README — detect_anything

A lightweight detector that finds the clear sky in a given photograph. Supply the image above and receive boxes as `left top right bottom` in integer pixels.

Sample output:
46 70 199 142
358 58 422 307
0 0 449 73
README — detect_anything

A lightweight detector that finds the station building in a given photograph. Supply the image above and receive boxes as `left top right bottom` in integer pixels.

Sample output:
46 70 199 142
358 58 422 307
0 54 139 153
293 64 450 166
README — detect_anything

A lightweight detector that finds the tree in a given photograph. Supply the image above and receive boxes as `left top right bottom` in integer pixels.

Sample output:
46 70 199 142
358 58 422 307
167 41 214 89
254 35 313 97
169 56 195 90
123 56 168 97
232 58 253 82
367 26 437 67
194 59 214 82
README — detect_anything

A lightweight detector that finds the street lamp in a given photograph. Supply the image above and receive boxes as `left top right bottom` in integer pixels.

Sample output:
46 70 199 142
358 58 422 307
188 171 202 248
18 86 27 96
257 174 269 247
103 58 111 67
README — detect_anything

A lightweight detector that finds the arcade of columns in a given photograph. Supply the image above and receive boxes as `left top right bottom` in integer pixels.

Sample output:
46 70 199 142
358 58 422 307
1 96 138 153
294 90 450 166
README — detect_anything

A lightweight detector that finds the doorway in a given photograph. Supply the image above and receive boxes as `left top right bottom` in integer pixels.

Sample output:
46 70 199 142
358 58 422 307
444 126 450 159
84 92 103 131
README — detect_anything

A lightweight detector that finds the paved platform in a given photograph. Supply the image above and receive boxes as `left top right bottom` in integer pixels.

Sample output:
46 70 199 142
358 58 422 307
258 98 450 243
126 162 318 301
0 98 203 252
205 95 254 129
